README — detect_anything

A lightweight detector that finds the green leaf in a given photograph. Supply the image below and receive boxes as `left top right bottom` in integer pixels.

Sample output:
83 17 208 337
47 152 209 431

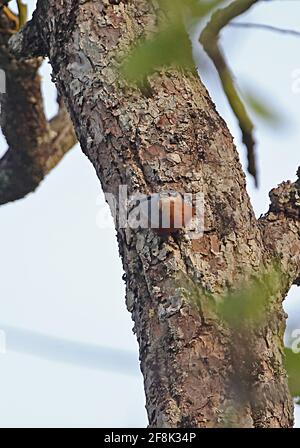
158 0 223 22
121 23 194 83
121 0 223 83
244 91 282 125
215 266 282 329
285 348 300 401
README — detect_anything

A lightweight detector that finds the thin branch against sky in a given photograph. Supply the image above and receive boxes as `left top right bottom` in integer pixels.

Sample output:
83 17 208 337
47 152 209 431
229 21 300 37
0 323 139 376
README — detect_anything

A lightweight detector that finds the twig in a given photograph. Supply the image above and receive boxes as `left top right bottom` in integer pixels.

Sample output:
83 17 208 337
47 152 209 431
229 21 300 37
200 0 259 186
16 0 27 28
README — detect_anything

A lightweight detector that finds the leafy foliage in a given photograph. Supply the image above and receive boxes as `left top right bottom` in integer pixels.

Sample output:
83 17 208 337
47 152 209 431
121 0 223 83
215 268 282 329
121 0 290 186
285 348 300 404
181 263 284 331
184 265 300 405
244 90 282 126
121 22 194 84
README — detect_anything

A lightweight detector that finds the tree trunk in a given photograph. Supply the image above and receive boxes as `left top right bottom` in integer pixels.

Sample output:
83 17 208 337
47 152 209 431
10 0 300 427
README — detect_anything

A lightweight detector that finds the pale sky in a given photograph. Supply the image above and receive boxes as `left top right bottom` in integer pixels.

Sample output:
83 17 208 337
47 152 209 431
0 0 299 427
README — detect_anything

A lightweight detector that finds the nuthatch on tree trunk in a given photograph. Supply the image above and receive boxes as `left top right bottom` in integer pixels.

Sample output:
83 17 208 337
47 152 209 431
136 192 195 236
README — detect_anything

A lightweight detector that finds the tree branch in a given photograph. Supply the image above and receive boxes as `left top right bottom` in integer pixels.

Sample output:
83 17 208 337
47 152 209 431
4 0 296 427
259 168 300 288
229 22 300 37
9 15 46 58
200 0 259 186
0 8 76 205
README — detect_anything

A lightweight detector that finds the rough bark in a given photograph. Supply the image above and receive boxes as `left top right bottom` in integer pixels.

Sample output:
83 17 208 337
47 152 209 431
8 0 300 427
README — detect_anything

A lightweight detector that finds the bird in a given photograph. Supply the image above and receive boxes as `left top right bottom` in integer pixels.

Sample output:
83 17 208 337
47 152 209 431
138 192 195 236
